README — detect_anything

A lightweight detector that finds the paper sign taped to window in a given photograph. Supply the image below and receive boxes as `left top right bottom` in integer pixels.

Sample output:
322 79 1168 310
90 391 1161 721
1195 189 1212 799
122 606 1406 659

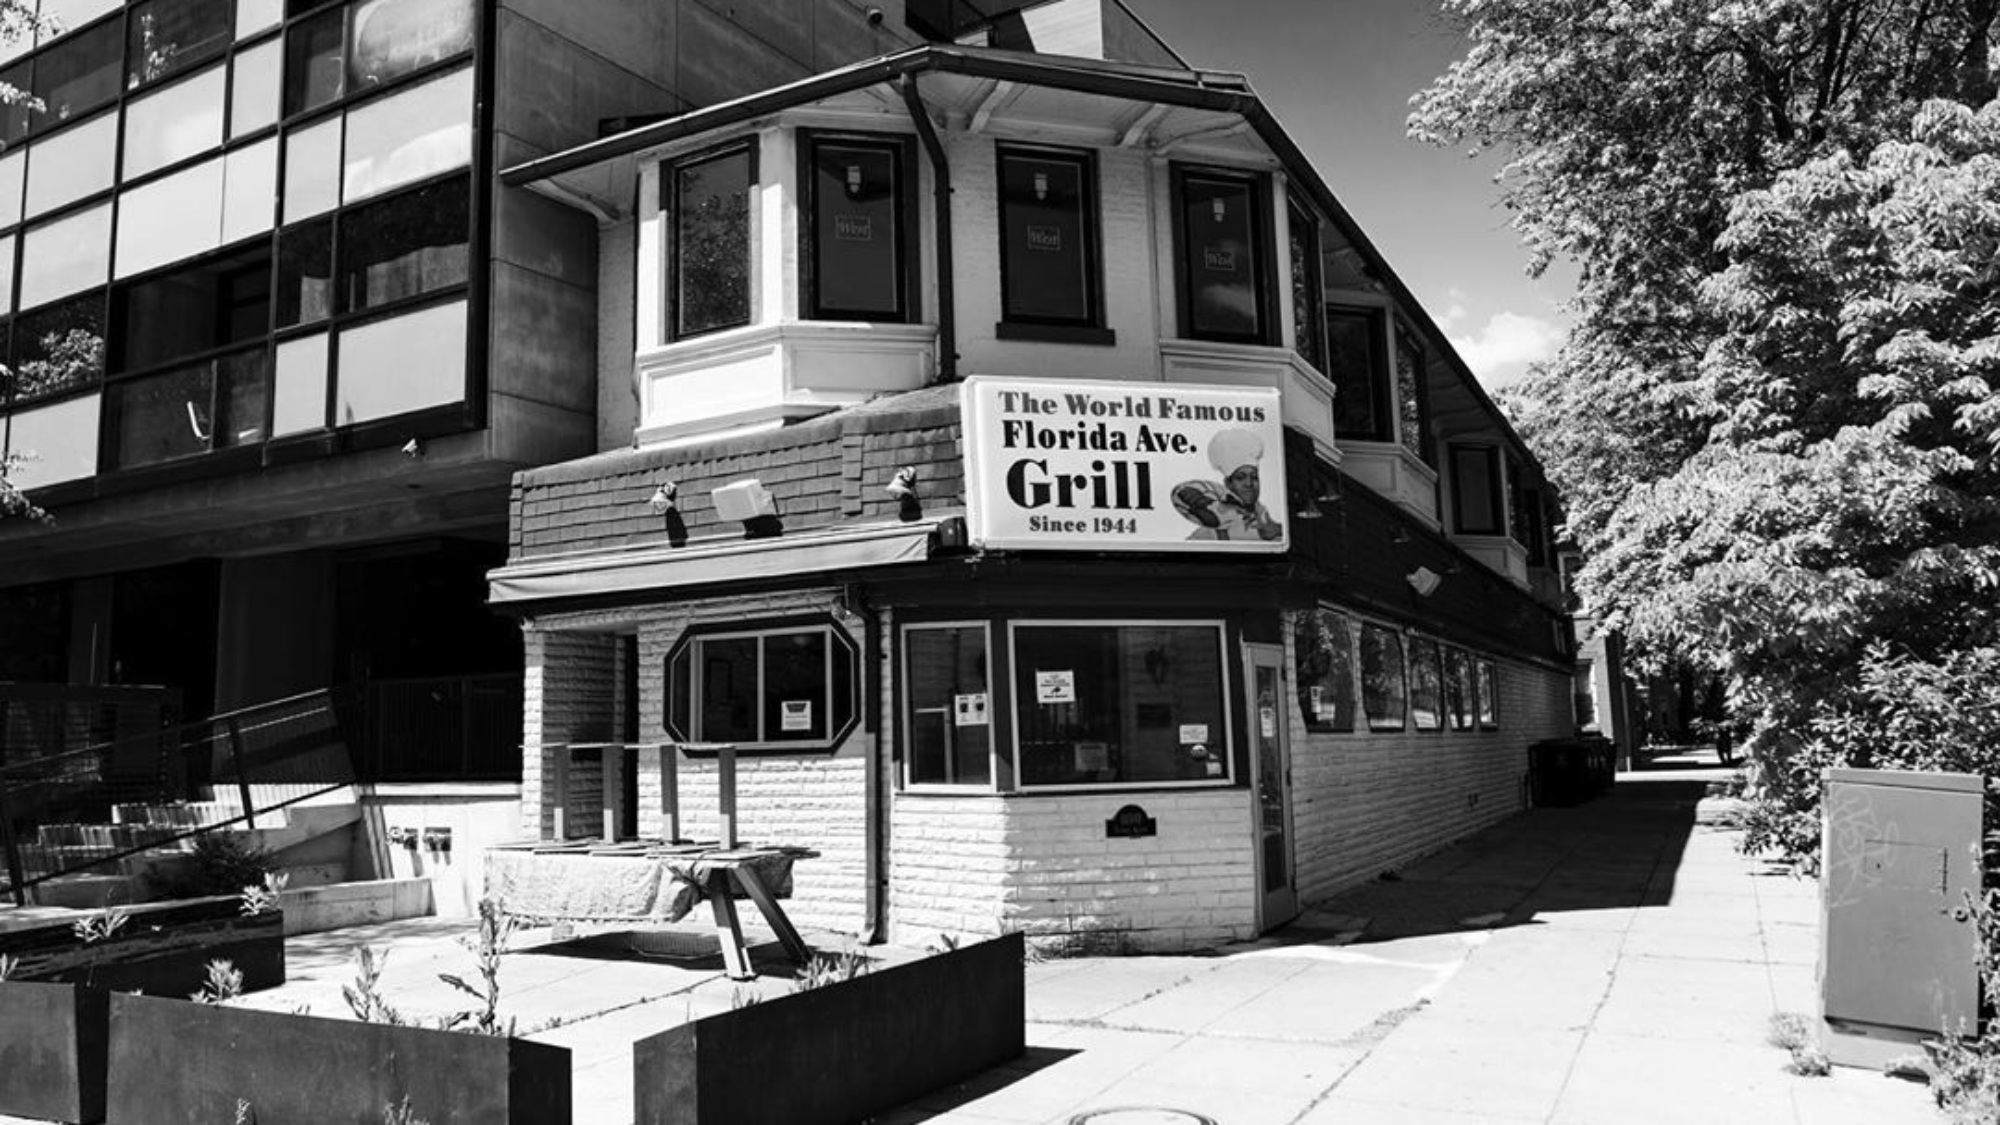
954 693 988 726
1178 724 1209 744
1259 707 1277 739
780 700 813 731
1035 670 1075 704
1074 742 1109 772
1309 686 1325 719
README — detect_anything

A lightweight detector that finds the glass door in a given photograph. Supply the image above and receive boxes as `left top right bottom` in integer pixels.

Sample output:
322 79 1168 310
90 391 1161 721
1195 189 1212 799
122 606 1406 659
1246 643 1297 928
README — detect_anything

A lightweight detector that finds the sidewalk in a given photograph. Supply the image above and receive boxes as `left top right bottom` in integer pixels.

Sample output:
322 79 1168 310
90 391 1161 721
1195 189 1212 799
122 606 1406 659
877 766 1938 1124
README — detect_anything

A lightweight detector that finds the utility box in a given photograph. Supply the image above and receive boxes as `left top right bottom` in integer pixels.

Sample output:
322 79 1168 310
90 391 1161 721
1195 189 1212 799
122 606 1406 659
1820 767 1983 1069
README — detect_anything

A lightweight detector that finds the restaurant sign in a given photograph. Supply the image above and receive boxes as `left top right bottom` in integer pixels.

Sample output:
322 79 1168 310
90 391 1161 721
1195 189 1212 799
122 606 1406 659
961 376 1288 553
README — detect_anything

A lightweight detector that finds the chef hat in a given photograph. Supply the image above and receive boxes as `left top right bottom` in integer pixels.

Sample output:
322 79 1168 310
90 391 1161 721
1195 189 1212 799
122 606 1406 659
1207 428 1264 475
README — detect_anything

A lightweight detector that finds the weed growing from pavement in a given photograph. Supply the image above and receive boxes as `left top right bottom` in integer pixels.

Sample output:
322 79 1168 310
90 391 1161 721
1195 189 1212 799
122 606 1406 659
1767 1012 1829 1076
382 1095 431 1125
344 898 518 1035
792 946 870 993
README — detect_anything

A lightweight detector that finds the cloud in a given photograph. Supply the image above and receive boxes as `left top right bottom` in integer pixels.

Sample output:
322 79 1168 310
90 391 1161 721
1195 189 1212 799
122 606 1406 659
1450 311 1565 388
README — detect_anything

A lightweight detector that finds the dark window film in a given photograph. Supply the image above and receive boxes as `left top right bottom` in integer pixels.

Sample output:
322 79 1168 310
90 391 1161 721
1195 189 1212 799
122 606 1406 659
127 0 234 89
1296 609 1356 732
904 625 992 786
998 146 1096 326
1329 307 1391 441
1176 167 1266 342
284 6 347 115
346 0 475 92
1289 199 1324 371
1012 623 1228 788
338 175 469 312
11 292 105 401
112 246 271 373
0 62 31 146
32 20 121 128
276 217 334 326
807 137 905 320
1359 623 1406 732
1451 445 1503 535
1408 636 1444 731
669 146 752 339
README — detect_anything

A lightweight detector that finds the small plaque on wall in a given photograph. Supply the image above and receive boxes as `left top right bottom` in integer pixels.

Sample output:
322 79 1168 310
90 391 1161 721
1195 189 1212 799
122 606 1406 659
1106 804 1157 839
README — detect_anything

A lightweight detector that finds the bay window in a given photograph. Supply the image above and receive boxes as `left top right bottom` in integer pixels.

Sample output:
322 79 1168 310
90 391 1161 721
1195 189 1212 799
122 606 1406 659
1011 622 1229 788
1173 165 1271 343
667 143 753 340
1395 329 1429 461
996 144 1101 335
664 621 860 752
903 623 993 787
1329 306 1391 441
803 133 911 322
1450 444 1503 535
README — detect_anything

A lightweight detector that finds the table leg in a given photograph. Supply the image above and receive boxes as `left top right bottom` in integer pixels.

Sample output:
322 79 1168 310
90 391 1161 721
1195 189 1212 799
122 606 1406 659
733 867 811 966
708 878 755 980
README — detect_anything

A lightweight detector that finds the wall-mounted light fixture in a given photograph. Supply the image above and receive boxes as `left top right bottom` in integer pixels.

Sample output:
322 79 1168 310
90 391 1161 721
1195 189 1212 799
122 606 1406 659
712 479 777 523
1292 493 1323 520
1407 566 1442 597
884 467 918 500
1388 526 1410 544
400 437 425 459
648 480 678 515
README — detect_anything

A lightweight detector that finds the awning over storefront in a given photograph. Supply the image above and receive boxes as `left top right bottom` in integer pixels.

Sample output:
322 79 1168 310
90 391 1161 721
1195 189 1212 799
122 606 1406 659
488 520 949 609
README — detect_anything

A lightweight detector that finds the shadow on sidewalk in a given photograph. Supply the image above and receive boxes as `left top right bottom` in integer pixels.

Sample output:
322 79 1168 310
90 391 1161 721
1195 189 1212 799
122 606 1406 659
1290 775 1725 946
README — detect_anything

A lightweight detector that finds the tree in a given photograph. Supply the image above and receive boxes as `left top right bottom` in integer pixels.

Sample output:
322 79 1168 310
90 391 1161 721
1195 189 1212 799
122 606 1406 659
1416 1 2000 866
1 452 47 524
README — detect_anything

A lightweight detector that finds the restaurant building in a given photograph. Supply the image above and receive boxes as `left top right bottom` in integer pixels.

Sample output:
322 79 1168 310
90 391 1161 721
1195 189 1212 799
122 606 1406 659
492 4 1580 951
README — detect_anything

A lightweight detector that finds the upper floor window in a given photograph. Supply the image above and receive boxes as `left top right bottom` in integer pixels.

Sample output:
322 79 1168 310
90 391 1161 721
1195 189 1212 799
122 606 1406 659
1450 444 1503 535
996 144 1101 335
1173 165 1271 344
1394 328 1430 462
283 0 475 117
127 0 234 90
1329 306 1390 441
802 133 912 322
32 19 120 128
1289 198 1324 371
667 143 754 340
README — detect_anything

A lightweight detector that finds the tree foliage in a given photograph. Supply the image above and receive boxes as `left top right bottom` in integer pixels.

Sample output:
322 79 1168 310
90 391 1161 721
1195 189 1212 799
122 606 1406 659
1417 1 2000 865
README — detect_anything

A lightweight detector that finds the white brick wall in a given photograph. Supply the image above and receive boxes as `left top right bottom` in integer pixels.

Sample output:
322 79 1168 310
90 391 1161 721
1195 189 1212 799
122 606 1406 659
520 627 618 839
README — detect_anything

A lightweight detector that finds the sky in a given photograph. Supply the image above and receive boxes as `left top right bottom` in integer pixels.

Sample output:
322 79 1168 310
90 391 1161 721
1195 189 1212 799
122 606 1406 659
1124 0 1577 391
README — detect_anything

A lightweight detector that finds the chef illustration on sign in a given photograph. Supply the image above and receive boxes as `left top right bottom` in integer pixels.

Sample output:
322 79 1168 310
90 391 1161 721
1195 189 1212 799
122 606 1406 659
1172 428 1284 542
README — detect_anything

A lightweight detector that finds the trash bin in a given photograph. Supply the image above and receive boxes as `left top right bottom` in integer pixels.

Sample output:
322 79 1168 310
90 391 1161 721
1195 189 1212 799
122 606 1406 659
1820 768 1982 1069
1530 738 1600 807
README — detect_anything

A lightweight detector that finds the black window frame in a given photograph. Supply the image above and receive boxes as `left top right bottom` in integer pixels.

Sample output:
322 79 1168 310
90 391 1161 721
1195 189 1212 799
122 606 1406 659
900 620 996 789
126 0 236 92
1170 163 1275 346
664 139 757 342
798 129 917 325
1449 443 1505 536
662 616 861 755
1358 621 1407 733
994 141 1107 342
1295 606 1358 734
1407 635 1444 732
1329 305 1393 442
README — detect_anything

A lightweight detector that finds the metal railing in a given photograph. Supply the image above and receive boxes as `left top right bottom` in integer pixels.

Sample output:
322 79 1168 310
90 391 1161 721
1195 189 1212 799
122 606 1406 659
348 673 523 783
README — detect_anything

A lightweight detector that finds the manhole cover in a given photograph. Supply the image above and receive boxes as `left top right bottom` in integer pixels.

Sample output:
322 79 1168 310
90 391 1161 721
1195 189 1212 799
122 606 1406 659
1068 1110 1217 1125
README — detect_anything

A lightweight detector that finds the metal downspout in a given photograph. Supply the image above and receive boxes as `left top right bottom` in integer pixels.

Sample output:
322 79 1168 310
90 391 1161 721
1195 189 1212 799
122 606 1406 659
860 592 885 943
901 75 956 382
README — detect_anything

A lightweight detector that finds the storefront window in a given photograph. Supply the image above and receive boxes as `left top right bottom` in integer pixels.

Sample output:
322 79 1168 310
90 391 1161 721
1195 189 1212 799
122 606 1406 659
805 135 907 321
1329 306 1390 441
903 623 992 787
668 144 752 340
1174 165 1267 343
997 144 1097 328
1478 659 1499 729
1295 608 1355 732
1408 636 1444 731
663 622 859 751
1359 623 1405 731
1444 646 1474 731
1011 622 1228 788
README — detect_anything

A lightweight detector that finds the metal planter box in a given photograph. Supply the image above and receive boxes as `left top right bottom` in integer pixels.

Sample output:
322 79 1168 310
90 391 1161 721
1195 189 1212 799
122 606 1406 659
0 981 109 1124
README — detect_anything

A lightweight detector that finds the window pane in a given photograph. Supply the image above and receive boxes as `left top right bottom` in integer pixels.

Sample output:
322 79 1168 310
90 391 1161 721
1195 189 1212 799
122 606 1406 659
221 137 277 242
270 328 326 434
282 117 341 222
1 392 99 486
109 347 269 468
811 140 901 319
698 636 758 743
1289 201 1322 371
283 6 345 116
0 234 15 315
32 19 121 128
1444 647 1473 731
12 292 105 401
905 626 990 785
999 149 1091 324
339 176 469 311
113 245 269 372
1329 307 1389 440
0 63 29 147
0 151 23 229
346 0 474 91
1396 332 1425 459
122 64 228 179
1408 636 1443 731
1452 446 1500 534
341 66 471 203
237 0 284 38
114 156 226 279
19 203 110 308
24 110 115 217
1179 171 1261 340
1014 624 1226 787
1478 660 1498 728
665 644 692 741
1359 624 1405 731
761 631 828 743
229 37 282 137
1297 609 1356 732
275 217 332 326
127 0 234 89
38 0 121 44
332 295 463 423
671 148 750 338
